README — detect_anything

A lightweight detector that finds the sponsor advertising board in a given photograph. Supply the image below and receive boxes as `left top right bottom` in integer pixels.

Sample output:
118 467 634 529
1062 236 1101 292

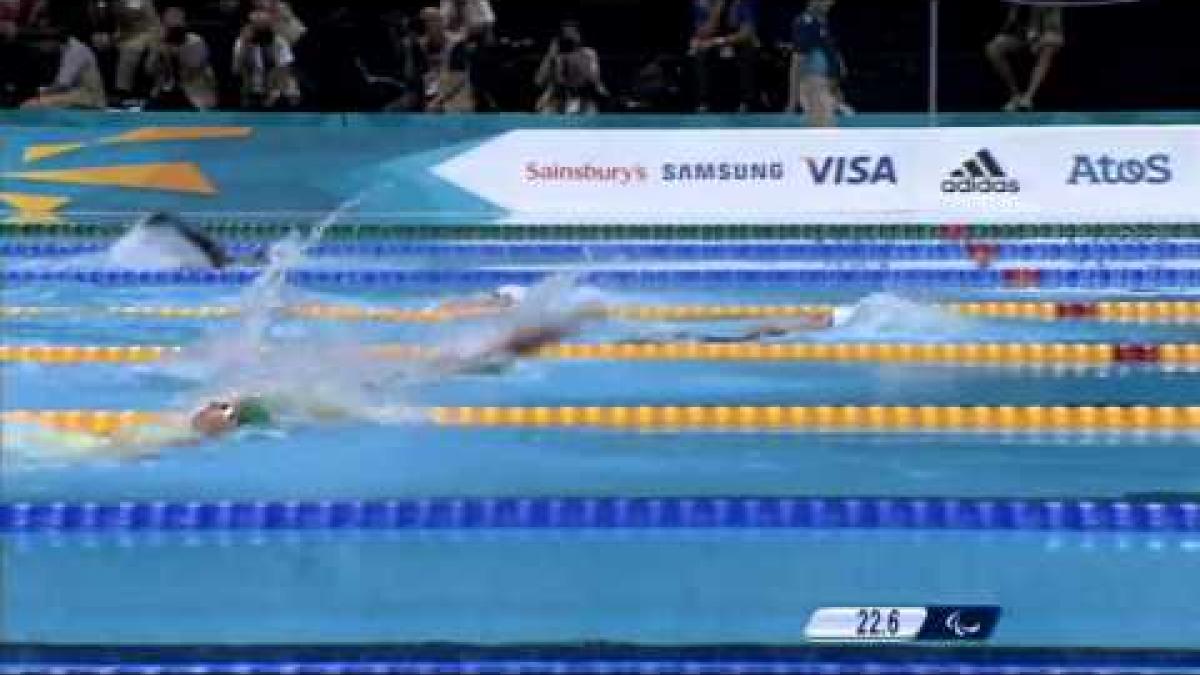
434 126 1197 224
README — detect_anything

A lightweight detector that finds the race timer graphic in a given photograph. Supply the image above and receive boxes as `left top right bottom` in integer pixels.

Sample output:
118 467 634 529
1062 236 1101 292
805 605 1002 643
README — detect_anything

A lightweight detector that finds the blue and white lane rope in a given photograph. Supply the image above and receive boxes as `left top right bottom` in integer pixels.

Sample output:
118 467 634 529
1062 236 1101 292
2 497 1197 533
5 657 1200 675
6 240 1200 262
6 267 1200 288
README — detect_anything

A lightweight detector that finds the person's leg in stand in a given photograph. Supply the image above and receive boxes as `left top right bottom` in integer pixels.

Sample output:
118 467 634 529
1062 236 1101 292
985 32 1024 111
801 73 835 127
1018 29 1062 110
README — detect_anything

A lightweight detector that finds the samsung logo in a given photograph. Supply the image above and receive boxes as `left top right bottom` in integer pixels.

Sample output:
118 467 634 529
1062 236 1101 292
662 162 785 182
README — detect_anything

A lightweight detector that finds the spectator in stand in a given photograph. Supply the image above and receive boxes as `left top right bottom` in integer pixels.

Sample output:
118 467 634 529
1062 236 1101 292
441 0 494 43
252 0 306 46
145 6 217 110
986 3 1065 112
788 0 844 127
425 6 474 113
94 0 160 105
233 8 301 108
690 0 759 113
535 20 606 115
21 28 107 108
403 6 449 112
441 0 495 110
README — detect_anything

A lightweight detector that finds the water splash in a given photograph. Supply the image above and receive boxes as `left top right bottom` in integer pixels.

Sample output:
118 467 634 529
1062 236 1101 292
169 188 418 423
817 292 972 342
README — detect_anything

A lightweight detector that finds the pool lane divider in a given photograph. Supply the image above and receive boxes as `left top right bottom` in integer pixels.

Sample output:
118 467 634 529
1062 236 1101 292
5 406 1200 435
2 342 1197 366
7 267 1200 288
8 240 1200 262
4 220 1200 239
7 301 1200 323
1 496 1198 533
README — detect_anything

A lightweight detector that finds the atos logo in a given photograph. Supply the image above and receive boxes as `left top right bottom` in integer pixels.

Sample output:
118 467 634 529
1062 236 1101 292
1067 154 1171 185
806 155 897 185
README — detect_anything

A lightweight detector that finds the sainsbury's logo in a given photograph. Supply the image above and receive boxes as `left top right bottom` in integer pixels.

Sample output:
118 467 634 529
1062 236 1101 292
524 162 648 185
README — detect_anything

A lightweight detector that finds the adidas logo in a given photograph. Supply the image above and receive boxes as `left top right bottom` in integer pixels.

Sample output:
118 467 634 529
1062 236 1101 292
941 149 1021 194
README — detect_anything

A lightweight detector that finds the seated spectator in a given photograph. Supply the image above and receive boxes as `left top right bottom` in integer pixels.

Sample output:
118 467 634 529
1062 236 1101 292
21 29 107 109
535 20 606 115
252 0 306 46
145 6 217 110
788 0 843 127
233 9 301 108
986 3 1065 112
690 0 759 113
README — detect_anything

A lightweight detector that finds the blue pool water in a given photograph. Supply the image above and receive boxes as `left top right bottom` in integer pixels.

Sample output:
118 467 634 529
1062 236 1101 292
3 241 1200 654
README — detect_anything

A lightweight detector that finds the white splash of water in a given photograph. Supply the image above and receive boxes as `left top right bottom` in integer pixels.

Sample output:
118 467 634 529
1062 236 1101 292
817 292 972 342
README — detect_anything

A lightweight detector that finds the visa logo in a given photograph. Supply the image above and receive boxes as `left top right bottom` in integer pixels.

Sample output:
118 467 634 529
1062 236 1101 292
806 156 897 185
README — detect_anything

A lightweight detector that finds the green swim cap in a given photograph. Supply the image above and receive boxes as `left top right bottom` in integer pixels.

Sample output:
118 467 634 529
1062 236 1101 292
234 397 274 428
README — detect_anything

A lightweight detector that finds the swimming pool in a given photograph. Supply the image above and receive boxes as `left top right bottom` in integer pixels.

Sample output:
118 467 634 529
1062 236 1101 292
3 229 1200 669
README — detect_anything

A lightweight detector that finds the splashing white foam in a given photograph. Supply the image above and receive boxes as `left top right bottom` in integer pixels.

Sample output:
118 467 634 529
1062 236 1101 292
819 292 971 342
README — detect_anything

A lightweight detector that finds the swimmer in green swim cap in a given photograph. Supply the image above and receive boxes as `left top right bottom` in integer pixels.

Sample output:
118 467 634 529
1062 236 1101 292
189 395 274 437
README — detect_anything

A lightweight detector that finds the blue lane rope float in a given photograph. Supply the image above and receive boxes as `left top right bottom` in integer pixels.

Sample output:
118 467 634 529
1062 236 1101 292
7 657 1200 675
6 240 1200 262
6 268 1200 288
10 656 1200 675
1 498 1197 533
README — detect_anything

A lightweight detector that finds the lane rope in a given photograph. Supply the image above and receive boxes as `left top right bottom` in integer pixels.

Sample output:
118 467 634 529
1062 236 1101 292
2 343 1197 366
5 658 1200 675
6 301 1200 324
4 220 1200 240
6 267 1200 288
1 496 1197 533
5 406 1200 434
6 240 1200 262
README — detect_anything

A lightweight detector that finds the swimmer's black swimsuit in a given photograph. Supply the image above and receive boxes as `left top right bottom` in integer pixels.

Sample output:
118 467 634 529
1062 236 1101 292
144 211 232 269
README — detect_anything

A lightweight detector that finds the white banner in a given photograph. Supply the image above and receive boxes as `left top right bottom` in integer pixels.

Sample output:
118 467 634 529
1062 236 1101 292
432 126 1199 224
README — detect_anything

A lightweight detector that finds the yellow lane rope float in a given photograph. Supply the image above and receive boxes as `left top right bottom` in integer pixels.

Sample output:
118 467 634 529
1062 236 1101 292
5 301 1200 323
1 343 1195 366
5 406 1200 434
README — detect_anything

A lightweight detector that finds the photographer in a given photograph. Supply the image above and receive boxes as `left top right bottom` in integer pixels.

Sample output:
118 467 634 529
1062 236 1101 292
252 0 306 46
534 20 606 115
233 9 300 109
145 6 216 110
